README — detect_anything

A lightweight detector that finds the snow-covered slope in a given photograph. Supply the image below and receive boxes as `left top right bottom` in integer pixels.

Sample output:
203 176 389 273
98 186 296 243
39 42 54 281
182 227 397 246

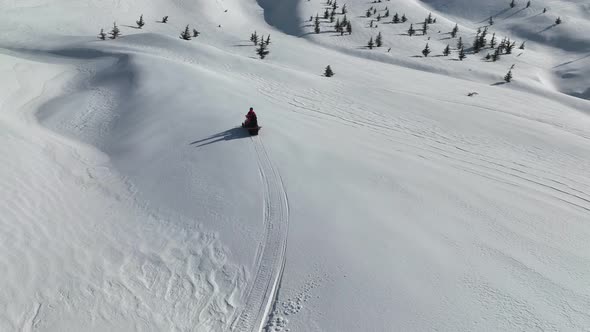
1 0 590 331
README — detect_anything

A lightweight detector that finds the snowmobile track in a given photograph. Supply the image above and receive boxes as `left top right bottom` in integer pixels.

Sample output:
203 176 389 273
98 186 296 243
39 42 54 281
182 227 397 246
232 137 289 332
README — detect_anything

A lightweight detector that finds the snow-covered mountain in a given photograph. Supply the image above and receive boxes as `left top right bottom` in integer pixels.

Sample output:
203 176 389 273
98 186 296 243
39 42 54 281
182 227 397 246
1 0 589 331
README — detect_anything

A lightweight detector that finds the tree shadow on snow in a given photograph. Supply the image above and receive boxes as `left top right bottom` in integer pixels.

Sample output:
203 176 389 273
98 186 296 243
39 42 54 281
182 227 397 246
122 25 141 29
491 81 508 86
190 127 250 147
538 24 557 33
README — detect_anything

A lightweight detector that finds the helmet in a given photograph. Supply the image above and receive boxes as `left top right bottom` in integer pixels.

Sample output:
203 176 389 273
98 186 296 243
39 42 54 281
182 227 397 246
249 107 254 111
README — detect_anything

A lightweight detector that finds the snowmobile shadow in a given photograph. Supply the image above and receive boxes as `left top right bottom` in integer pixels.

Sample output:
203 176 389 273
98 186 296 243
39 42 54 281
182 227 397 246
190 127 250 147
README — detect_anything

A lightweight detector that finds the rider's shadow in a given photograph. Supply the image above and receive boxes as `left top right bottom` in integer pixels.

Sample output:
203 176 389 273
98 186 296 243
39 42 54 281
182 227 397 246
189 127 250 147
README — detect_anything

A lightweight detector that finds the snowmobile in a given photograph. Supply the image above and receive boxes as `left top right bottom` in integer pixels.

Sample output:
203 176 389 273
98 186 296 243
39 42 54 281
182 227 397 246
242 121 261 135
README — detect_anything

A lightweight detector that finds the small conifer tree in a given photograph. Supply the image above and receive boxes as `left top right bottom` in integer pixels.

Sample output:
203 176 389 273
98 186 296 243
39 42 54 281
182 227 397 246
98 28 106 40
422 43 431 57
324 65 334 77
368 37 374 49
257 38 269 59
443 44 451 56
555 17 562 24
451 24 459 38
489 16 494 25
422 19 428 35
376 32 383 47
504 69 513 82
136 14 145 28
346 21 352 34
315 15 321 34
162 16 169 23
408 24 415 36
526 1 531 8
401 14 407 22
109 22 121 39
519 41 525 49
193 29 200 37
510 0 516 8
392 13 399 23
459 47 466 60
180 25 191 40
457 36 463 49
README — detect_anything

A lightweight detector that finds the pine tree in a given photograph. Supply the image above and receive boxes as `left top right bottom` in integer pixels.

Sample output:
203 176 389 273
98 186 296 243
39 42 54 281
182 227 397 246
443 44 451 56
251 31 258 45
98 28 106 40
485 53 491 60
519 41 525 49
422 19 428 35
422 43 431 57
370 20 374 28
473 32 481 53
324 65 334 77
377 13 381 22
490 33 497 48
109 22 121 39
510 0 516 8
478 27 488 49
526 1 531 8
162 16 169 23
385 9 389 17
257 38 269 59
392 13 399 23
401 14 407 22
324 8 330 19
543 7 547 13
492 48 501 61
555 16 562 24
368 37 374 49
136 14 145 28
333 0 337 10
266 34 271 45
346 21 352 34
504 69 513 82
330 10 335 23
458 47 466 60
489 16 494 25
427 12 433 24
408 24 415 36
335 18 341 32
193 29 200 37
342 15 348 26
457 36 463 49
376 32 383 47
341 4 347 14
180 25 191 40
366 9 372 18
451 23 459 38
506 40 515 54
315 15 321 34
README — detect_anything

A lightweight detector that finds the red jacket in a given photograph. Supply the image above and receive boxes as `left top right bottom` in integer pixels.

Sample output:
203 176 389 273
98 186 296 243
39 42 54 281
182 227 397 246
246 110 256 120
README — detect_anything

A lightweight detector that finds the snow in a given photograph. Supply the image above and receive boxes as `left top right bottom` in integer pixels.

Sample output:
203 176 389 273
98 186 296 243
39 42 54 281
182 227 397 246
1 0 590 331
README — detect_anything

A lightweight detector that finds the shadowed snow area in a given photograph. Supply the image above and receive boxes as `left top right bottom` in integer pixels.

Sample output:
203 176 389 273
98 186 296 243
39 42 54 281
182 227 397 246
1 0 590 331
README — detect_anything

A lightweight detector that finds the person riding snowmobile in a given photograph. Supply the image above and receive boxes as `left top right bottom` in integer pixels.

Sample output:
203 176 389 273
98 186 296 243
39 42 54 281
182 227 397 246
243 107 258 128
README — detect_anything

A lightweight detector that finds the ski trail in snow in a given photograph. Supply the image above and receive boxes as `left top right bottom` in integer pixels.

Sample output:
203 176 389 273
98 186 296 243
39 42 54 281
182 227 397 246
232 137 289 332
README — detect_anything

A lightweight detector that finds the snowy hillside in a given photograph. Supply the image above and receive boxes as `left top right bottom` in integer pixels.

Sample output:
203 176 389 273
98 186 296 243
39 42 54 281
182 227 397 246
1 0 589 331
